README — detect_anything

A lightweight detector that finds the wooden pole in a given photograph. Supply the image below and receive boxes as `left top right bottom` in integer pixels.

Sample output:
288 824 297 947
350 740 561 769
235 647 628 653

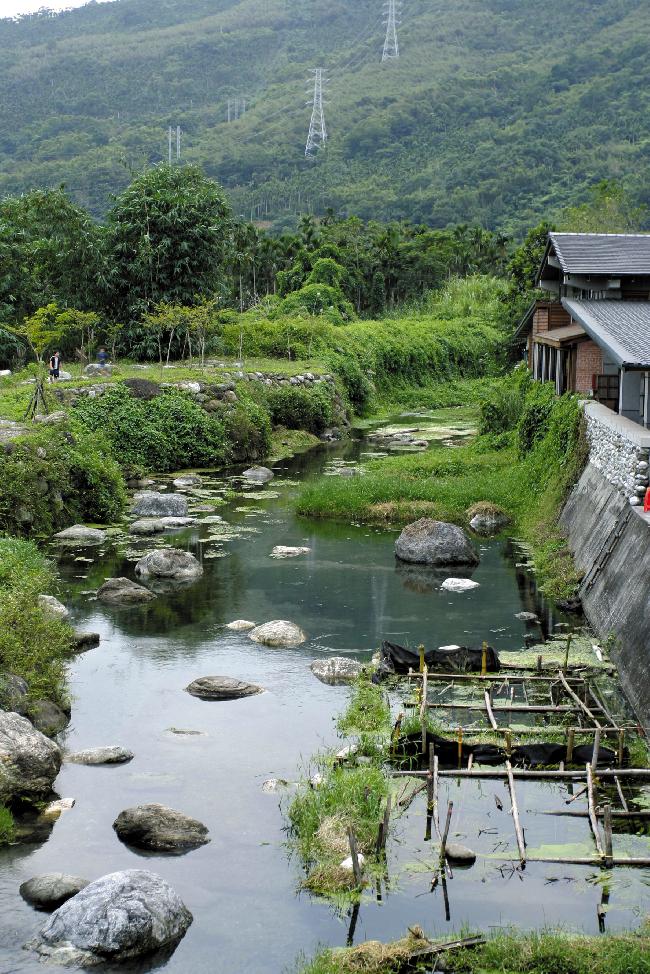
418 701 579 714
421 666 428 755
427 743 435 813
618 729 625 768
566 727 575 763
591 728 602 771
485 689 498 730
440 801 454 865
506 761 526 865
433 754 441 840
603 804 614 868
542 808 650 820
347 828 363 886
563 633 572 671
614 776 629 813
481 641 488 677
586 764 604 859
559 670 602 727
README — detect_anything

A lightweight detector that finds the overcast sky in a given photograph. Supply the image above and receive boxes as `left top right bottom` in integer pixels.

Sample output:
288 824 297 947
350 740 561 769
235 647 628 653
0 0 114 17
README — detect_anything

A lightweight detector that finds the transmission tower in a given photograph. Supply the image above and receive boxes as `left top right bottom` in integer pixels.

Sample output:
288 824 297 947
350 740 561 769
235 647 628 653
305 68 328 158
382 0 401 61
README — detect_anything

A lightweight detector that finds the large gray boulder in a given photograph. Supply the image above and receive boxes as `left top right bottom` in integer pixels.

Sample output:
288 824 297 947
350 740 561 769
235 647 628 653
249 620 307 647
27 869 192 965
310 658 364 685
20 874 89 912
53 525 106 545
395 518 479 567
0 673 29 714
129 519 165 536
185 676 263 701
97 578 155 605
135 549 203 581
0 712 62 802
242 466 274 483
70 632 101 653
132 491 188 518
67 746 133 766
29 699 70 736
468 503 511 537
113 804 210 854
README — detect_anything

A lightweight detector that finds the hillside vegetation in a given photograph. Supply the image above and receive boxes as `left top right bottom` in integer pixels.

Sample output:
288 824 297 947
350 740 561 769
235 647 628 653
1 0 650 229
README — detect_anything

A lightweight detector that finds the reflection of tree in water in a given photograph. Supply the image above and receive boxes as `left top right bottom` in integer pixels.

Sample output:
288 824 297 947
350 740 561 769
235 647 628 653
55 538 250 641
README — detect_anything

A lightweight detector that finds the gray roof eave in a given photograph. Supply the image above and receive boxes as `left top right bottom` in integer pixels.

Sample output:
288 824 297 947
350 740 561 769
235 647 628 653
561 298 650 369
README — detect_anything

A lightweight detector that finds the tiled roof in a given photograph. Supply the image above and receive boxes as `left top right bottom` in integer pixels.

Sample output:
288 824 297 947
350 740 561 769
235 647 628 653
562 299 650 368
550 233 650 275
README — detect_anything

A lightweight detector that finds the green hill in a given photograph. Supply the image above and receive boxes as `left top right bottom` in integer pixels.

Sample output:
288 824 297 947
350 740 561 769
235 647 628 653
1 0 649 231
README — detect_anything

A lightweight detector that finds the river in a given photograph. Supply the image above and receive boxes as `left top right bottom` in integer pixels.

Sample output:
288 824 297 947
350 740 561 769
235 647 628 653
0 418 647 973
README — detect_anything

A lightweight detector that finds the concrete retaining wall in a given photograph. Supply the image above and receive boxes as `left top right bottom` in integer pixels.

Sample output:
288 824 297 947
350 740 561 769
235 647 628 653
560 462 650 732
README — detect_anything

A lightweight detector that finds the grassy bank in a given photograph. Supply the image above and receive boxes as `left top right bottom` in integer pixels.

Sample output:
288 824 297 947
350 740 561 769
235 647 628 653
0 537 72 707
296 928 650 974
298 373 586 600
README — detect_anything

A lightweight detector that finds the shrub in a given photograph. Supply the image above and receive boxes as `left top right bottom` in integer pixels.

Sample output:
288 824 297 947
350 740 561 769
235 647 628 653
0 806 15 845
264 384 334 435
0 536 71 705
221 393 272 461
73 385 228 472
0 425 126 536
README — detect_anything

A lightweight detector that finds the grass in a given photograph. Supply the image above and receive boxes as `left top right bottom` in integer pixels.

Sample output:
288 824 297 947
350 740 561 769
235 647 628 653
337 679 391 736
0 536 71 708
0 805 15 846
288 761 389 897
268 427 323 462
294 929 650 974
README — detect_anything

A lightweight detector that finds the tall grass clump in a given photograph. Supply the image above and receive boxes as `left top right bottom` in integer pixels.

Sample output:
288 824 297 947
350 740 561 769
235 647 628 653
0 536 71 706
336 678 391 736
0 806 15 846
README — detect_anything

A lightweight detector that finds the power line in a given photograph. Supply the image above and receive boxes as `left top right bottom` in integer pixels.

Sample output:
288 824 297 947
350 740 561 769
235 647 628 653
382 0 401 61
305 68 328 158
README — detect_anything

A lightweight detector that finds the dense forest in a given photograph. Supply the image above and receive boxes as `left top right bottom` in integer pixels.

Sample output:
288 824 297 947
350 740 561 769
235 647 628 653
1 0 650 231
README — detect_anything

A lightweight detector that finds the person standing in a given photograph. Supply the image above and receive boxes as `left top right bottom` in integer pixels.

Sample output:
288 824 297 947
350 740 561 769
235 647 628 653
48 351 61 382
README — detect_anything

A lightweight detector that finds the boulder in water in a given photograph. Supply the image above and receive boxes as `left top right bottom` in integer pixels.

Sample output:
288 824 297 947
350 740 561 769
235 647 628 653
29 699 70 736
27 869 192 965
129 519 165 536
270 546 311 559
185 676 263 701
97 578 155 605
444 842 476 865
242 466 274 483
515 611 539 623
249 620 307 647
53 525 106 545
20 874 89 912
225 619 256 631
395 518 479 567
113 804 210 853
173 476 202 488
135 549 203 581
70 631 100 653
0 712 62 802
131 491 188 518
66 746 133 766
310 658 363 685
467 502 511 537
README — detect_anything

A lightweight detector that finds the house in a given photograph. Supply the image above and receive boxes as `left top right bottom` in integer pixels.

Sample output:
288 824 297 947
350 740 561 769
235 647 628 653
516 232 650 425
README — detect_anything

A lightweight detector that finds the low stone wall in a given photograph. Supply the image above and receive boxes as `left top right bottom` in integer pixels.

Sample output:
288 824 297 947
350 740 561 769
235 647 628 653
583 401 650 505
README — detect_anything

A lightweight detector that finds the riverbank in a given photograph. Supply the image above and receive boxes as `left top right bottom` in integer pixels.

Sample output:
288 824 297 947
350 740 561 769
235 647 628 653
296 927 650 974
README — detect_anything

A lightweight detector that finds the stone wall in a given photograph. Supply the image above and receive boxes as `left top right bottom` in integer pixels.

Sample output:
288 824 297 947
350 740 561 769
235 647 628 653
583 401 650 506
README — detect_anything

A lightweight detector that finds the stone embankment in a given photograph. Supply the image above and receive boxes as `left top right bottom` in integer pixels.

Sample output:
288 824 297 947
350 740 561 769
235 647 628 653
583 401 650 506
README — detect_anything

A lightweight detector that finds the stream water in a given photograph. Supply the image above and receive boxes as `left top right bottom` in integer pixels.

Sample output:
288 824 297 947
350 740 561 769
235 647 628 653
0 418 648 973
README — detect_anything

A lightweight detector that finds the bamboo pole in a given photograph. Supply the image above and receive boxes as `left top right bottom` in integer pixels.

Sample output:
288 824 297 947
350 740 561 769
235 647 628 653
541 808 650 819
506 761 526 865
416 702 579 714
591 728 602 771
347 828 363 886
439 801 454 866
566 727 575 763
603 804 614 869
421 665 428 755
586 764 604 859
433 754 441 840
407 671 585 684
390 768 650 781
485 689 498 730
614 776 629 813
559 670 602 727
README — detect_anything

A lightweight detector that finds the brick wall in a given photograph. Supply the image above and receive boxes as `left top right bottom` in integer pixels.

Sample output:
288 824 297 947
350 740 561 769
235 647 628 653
576 340 603 393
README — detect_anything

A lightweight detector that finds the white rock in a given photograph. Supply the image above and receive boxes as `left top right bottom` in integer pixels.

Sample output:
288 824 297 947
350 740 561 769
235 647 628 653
438 644 462 651
440 578 480 593
310 773 324 788
226 620 256 631
340 853 365 871
38 595 70 620
270 545 311 559
0 369 11 377
310 657 363 685
249 620 307 647
261 778 292 793
336 744 358 761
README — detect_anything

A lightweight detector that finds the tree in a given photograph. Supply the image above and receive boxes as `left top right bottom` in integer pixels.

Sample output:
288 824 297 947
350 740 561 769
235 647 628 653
18 303 98 364
559 180 647 234
105 165 233 323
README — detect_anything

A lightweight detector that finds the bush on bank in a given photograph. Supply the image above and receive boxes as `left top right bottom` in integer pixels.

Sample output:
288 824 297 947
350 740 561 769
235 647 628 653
0 424 126 536
0 536 70 706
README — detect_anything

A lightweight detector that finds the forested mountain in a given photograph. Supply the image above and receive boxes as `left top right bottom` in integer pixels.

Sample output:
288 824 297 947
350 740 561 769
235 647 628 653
1 0 649 232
